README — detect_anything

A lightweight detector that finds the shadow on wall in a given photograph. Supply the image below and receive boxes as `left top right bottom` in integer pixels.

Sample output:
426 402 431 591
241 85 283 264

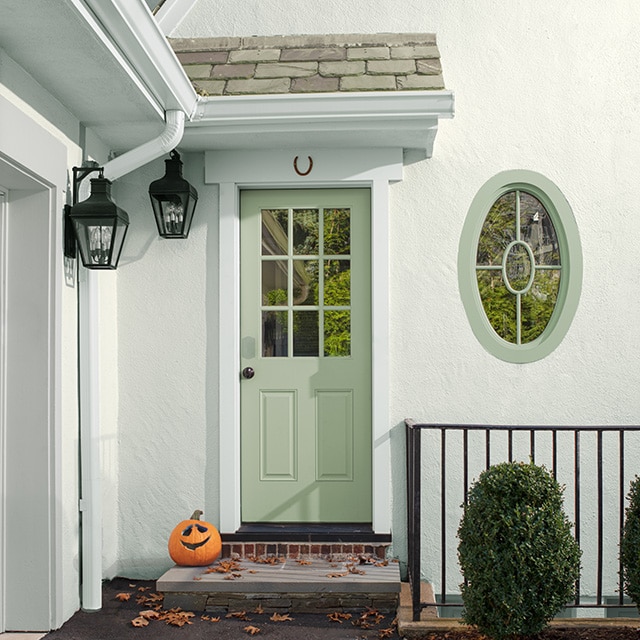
389 420 408 579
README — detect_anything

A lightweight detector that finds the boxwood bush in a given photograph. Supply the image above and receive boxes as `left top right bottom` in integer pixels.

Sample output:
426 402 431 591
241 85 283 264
621 476 640 610
457 461 581 639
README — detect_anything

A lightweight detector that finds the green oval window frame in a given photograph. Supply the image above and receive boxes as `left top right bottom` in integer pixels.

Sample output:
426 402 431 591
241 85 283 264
458 171 582 363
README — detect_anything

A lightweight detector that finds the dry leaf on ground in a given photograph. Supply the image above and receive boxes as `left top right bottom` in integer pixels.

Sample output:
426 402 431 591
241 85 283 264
327 611 352 623
227 611 250 620
244 625 261 635
115 592 131 601
131 616 149 627
270 612 293 622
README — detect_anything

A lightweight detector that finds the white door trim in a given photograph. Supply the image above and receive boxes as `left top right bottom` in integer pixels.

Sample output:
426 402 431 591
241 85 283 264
0 187 7 632
0 91 68 630
208 148 402 534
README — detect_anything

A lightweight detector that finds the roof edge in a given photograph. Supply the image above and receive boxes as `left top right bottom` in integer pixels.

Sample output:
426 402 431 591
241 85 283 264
80 0 199 117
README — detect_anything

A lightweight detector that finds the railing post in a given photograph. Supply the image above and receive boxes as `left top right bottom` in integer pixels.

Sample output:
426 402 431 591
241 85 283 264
406 420 422 622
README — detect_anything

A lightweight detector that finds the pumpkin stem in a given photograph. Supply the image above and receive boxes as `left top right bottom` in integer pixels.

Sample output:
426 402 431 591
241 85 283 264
190 509 203 520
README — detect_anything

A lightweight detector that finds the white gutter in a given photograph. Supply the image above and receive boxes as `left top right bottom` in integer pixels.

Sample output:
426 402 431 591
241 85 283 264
80 0 198 117
79 106 186 612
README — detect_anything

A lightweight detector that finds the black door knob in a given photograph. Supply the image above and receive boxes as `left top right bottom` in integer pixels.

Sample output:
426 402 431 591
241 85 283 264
242 367 255 379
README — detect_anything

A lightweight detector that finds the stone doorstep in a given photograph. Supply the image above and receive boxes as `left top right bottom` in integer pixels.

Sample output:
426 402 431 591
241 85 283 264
157 558 401 614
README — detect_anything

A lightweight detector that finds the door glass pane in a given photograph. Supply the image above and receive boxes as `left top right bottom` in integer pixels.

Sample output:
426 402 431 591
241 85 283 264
293 311 319 356
263 311 288 357
292 209 319 255
262 209 288 256
262 260 288 305
324 260 350 305
324 208 350 255
324 310 351 357
293 260 319 305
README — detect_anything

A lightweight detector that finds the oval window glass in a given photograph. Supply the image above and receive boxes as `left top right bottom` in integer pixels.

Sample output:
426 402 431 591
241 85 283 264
459 171 582 363
476 191 561 345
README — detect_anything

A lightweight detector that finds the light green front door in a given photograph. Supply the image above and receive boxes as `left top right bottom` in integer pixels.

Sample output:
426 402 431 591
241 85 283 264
240 189 372 523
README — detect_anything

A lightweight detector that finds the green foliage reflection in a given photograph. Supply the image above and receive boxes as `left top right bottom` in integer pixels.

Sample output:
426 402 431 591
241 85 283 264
477 191 561 344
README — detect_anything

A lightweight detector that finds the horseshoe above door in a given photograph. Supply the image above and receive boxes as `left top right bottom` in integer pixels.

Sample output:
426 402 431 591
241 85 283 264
293 155 313 176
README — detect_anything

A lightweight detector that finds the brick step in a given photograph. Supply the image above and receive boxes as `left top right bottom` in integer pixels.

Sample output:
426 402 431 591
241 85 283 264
157 556 401 614
221 540 390 561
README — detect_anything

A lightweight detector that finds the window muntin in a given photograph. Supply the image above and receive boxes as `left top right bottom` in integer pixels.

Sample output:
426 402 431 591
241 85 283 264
476 190 561 345
458 171 582 363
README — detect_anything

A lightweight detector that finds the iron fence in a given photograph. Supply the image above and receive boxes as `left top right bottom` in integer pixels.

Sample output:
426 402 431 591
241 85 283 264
405 420 640 621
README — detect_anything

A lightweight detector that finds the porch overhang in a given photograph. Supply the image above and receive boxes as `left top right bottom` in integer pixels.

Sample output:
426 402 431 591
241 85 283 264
182 89 455 157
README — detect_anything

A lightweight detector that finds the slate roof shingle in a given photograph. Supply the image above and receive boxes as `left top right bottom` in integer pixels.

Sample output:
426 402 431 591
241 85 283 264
170 33 445 97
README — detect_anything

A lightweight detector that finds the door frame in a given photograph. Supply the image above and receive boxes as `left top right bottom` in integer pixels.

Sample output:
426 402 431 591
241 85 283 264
0 92 68 631
208 148 402 534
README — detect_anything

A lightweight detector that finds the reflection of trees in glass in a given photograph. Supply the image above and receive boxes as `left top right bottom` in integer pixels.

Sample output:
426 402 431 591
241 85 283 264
324 262 351 357
261 205 353 358
324 208 350 255
477 191 561 345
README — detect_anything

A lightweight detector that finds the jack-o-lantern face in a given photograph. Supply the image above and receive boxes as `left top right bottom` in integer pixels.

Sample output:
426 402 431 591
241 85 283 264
168 510 222 566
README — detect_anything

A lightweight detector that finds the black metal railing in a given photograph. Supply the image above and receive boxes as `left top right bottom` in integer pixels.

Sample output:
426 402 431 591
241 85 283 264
405 420 640 621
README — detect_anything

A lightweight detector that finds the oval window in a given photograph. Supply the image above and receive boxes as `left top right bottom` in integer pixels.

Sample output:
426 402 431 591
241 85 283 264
459 171 582 363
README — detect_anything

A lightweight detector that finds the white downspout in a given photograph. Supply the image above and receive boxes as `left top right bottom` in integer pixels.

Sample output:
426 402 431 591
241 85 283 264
103 110 186 181
79 108 186 611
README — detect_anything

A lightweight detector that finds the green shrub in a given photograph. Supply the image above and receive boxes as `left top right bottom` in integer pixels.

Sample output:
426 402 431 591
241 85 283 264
620 476 640 610
457 461 581 640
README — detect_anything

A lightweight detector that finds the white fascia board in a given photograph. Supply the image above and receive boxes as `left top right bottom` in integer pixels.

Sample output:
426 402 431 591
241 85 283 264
194 90 454 125
78 0 198 117
189 90 454 154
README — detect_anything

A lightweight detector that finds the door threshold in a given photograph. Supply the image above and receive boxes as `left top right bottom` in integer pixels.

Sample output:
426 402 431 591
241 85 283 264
224 523 391 543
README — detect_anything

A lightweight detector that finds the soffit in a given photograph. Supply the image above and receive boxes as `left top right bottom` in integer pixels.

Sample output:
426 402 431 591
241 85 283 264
0 0 165 151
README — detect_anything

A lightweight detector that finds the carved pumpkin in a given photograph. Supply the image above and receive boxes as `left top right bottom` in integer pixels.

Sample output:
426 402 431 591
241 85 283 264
168 510 222 566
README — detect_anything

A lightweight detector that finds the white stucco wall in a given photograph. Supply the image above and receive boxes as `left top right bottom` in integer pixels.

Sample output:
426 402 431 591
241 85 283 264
114 154 219 578
111 0 640 591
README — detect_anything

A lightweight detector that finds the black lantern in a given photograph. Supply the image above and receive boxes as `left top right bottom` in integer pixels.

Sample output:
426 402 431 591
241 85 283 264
148 150 198 238
68 172 130 270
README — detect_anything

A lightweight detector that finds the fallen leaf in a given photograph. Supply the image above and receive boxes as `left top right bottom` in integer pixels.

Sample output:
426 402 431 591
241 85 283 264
244 625 261 635
270 612 293 622
327 611 352 623
254 604 264 614
227 611 250 620
115 592 131 601
296 559 312 565
138 610 160 620
137 586 150 592
379 628 395 638
201 614 221 622
326 572 348 578
208 559 244 574
249 555 282 565
346 563 366 575
131 616 149 627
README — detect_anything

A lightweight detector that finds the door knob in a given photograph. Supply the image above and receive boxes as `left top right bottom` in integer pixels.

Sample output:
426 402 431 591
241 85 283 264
242 367 255 379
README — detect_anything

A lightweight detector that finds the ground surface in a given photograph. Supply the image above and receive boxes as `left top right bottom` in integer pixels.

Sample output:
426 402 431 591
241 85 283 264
43 579 640 640
416 629 640 639
43 578 400 640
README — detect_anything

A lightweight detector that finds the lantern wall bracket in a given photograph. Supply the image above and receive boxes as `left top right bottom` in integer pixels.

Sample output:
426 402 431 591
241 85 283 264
64 163 104 260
